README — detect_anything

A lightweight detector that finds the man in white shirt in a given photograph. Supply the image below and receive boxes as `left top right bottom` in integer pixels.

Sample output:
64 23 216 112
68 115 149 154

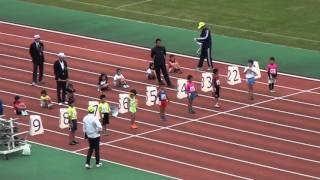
83 106 102 169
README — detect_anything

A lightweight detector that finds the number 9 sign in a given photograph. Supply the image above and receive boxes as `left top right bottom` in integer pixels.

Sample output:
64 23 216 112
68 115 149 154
146 86 158 106
227 65 241 85
29 115 44 136
201 72 213 92
177 79 188 99
59 108 69 129
119 93 130 114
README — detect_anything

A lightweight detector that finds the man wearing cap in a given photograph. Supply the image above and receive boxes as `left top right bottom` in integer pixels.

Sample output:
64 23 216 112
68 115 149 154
83 106 102 169
194 22 213 71
53 53 69 105
29 35 45 85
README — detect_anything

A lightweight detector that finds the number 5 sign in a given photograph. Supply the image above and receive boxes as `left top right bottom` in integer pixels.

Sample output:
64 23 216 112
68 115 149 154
177 79 188 99
146 86 158 106
29 115 44 136
59 108 69 129
201 72 213 92
119 93 130 114
227 66 241 85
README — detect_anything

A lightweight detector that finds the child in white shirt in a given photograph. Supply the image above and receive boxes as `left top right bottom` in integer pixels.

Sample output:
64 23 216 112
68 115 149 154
113 68 129 88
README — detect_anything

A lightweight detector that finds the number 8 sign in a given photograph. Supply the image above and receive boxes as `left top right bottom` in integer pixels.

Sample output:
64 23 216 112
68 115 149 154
29 115 44 136
119 93 130 114
59 108 69 129
227 65 242 85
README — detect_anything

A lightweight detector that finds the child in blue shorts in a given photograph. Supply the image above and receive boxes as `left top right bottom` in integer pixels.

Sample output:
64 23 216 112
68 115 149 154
243 60 257 100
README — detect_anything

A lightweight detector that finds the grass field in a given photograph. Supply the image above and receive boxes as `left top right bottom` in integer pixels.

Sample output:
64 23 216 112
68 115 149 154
22 0 320 51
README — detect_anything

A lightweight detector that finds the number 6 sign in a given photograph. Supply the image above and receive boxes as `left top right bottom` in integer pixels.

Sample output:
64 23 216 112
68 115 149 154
119 93 130 114
146 86 158 106
227 66 241 85
201 72 213 92
59 108 69 129
29 115 44 136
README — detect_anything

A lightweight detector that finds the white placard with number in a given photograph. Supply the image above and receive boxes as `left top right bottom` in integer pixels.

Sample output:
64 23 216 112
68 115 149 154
253 61 261 79
89 101 100 119
227 66 242 85
29 115 44 136
146 86 158 106
119 93 130 114
201 72 213 92
59 108 69 129
177 79 188 99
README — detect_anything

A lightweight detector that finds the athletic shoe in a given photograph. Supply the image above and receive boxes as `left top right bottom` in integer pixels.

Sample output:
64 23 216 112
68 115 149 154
31 82 36 86
131 124 138 129
207 67 213 71
196 67 203 71
58 103 63 106
64 101 68 105
73 140 79 144
85 164 91 169
214 104 221 108
271 90 276 93
96 163 103 168
69 141 77 145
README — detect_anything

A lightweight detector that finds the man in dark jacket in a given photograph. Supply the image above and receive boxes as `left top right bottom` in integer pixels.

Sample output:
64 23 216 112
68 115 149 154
151 38 173 87
29 35 45 85
195 22 213 71
53 53 69 105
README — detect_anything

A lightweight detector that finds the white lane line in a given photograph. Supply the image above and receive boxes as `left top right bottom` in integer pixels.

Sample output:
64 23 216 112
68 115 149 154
2 106 251 180
61 0 320 44
1 67 320 150
1 21 319 83
116 0 153 9
1 41 320 107
1 51 319 121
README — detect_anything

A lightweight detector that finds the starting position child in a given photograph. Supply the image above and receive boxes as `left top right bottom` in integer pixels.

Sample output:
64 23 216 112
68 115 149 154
98 94 110 135
168 55 182 74
267 57 278 93
129 89 138 129
13 95 28 116
97 73 111 93
66 83 76 104
244 59 257 100
113 68 129 88
146 62 156 80
186 75 197 114
67 100 78 145
158 85 169 121
40 90 54 109
212 68 221 108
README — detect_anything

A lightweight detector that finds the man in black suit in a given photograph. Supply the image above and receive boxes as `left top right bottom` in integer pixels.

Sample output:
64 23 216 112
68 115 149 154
29 35 45 85
54 53 69 105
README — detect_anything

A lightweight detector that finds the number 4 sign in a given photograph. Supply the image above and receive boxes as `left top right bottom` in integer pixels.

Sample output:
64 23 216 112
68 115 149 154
59 108 69 129
146 86 158 106
177 79 188 99
227 66 241 85
29 115 44 136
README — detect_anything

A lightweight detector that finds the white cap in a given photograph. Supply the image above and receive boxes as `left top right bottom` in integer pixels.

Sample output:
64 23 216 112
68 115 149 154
34 35 40 39
57 52 65 58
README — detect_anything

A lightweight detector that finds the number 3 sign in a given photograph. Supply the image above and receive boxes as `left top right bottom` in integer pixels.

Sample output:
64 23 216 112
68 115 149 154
201 72 213 92
29 115 44 136
227 66 241 85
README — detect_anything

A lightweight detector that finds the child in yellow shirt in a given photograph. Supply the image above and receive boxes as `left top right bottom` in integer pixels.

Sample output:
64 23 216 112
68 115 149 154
40 90 54 109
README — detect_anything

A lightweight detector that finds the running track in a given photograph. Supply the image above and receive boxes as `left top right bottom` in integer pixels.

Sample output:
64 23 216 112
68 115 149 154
0 22 319 180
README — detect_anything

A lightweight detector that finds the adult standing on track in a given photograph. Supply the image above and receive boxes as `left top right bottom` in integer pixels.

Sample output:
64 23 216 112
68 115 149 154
194 22 213 71
53 53 69 105
151 38 173 87
83 106 102 169
29 35 45 86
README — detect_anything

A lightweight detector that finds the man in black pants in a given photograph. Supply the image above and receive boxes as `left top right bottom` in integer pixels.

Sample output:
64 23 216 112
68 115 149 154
195 22 213 71
29 35 45 85
53 53 69 105
151 38 173 87
83 106 102 169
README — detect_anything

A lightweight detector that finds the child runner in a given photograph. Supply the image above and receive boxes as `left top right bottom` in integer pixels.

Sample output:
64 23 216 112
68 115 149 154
186 75 197 114
40 89 54 109
129 89 138 129
67 100 78 145
168 55 182 74
146 62 156 80
113 68 129 88
97 73 111 93
244 59 257 100
158 85 169 121
267 57 278 93
65 83 76 104
212 68 221 108
98 94 110 136
13 95 28 116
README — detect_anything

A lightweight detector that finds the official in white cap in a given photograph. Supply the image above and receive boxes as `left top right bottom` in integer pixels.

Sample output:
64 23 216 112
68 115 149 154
29 34 45 85
53 52 69 105
194 22 213 71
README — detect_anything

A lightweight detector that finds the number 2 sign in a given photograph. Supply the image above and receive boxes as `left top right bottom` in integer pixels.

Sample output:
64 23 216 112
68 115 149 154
227 66 241 85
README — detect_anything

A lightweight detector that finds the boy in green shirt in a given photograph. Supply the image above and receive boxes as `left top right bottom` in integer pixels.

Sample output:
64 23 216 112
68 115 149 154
98 95 110 135
67 100 78 145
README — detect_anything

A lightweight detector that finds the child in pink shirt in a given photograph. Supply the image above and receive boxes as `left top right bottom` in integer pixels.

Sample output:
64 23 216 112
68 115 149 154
186 75 197 114
266 57 278 93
